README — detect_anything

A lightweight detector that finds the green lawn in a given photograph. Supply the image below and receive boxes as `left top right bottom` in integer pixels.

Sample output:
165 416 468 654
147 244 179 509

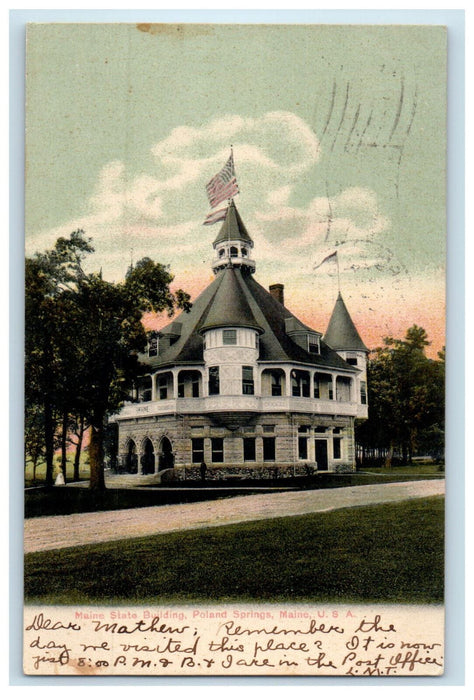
24 496 444 605
361 464 444 475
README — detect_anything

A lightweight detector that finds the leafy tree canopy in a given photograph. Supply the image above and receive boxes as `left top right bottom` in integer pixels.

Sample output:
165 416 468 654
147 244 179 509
356 326 444 465
25 230 191 489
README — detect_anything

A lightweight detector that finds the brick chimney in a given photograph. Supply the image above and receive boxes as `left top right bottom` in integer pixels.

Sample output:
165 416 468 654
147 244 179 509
269 284 284 306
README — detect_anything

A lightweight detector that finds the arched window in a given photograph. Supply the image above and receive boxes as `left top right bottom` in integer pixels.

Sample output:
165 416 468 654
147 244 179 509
230 246 238 258
314 372 333 400
177 370 202 398
260 368 285 397
219 248 226 258
291 370 310 397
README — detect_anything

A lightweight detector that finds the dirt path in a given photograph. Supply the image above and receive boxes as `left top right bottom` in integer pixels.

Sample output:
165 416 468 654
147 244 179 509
24 479 444 554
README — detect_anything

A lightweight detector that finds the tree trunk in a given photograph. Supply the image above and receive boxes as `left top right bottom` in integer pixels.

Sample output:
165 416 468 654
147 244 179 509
89 418 106 491
402 443 408 464
44 401 55 487
60 409 69 482
73 415 85 482
384 443 394 469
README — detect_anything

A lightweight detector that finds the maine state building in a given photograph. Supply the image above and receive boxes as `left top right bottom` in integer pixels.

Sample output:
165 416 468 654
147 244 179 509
114 201 368 480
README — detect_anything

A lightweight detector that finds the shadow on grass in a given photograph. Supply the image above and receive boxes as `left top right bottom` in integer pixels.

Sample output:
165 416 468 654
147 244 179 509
25 471 444 519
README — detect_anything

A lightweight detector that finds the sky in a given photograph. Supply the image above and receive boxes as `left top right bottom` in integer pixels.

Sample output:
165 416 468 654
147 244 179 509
25 23 447 356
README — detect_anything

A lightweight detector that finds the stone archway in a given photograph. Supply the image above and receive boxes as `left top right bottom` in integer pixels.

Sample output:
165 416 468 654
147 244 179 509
125 439 138 474
141 437 155 475
158 436 174 471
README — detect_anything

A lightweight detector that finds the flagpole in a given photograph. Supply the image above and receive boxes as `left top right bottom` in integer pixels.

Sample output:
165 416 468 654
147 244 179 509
336 252 340 293
228 145 233 246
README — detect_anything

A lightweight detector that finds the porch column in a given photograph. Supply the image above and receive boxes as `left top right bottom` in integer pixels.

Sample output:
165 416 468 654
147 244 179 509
171 368 179 399
310 372 315 399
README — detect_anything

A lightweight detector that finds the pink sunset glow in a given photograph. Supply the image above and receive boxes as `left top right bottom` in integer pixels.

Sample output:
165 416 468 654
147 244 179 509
142 268 445 360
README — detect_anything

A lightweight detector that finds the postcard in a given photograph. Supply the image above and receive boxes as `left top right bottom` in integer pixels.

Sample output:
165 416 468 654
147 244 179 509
24 22 446 676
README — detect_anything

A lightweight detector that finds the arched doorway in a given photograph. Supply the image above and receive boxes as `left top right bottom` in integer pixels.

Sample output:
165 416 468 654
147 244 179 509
141 438 155 475
125 440 138 473
158 436 174 471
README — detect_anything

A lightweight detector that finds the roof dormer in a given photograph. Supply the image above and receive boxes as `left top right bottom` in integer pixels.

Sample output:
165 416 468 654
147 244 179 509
285 317 322 355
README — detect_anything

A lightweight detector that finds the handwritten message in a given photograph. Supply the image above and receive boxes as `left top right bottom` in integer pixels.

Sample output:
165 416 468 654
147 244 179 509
23 605 444 676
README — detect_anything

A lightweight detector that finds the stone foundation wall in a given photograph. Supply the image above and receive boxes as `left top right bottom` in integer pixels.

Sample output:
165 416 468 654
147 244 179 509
115 412 355 477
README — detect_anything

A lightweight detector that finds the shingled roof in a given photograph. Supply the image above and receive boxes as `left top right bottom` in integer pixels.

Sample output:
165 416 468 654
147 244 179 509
213 201 253 246
198 266 263 334
142 267 353 372
323 292 368 352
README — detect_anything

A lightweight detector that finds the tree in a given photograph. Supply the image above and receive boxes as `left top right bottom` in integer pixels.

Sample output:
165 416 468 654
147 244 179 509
355 326 445 466
25 232 191 490
25 231 94 486
25 404 47 484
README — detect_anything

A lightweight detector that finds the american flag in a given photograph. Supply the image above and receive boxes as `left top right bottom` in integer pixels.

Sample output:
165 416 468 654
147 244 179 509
205 152 239 208
203 206 228 226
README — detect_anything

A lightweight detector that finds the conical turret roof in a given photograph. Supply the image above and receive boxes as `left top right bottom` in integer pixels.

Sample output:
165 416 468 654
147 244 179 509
213 201 253 246
323 292 368 352
198 266 262 334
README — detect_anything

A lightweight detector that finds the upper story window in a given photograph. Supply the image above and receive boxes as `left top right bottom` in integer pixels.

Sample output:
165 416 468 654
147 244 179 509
209 366 220 395
242 366 255 395
230 246 238 258
308 334 320 354
223 329 237 345
148 336 158 357
219 248 226 258
241 247 248 257
360 380 367 405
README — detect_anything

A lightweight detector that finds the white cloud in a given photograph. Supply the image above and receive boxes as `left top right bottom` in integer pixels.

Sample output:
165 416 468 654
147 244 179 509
27 111 400 284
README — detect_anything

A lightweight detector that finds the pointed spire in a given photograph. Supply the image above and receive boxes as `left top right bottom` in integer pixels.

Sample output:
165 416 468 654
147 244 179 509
213 200 253 246
211 201 256 275
323 292 368 352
